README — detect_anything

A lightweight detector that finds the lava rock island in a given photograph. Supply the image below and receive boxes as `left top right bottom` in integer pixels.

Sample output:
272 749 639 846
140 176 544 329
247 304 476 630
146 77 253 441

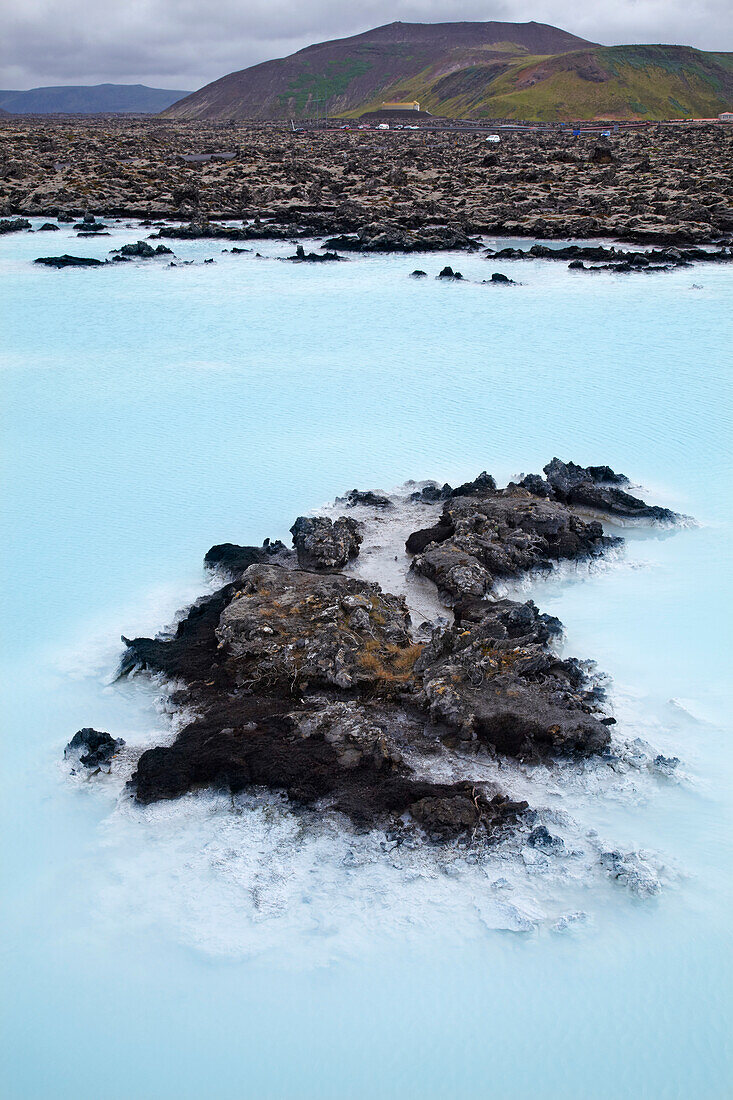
69 459 681 842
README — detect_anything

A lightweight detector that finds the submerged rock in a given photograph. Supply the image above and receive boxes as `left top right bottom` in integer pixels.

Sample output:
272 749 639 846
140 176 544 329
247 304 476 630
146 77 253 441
599 849 661 896
528 825 566 852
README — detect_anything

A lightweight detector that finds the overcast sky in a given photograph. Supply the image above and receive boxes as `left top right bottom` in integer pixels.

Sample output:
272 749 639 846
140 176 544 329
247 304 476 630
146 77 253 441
1 0 730 91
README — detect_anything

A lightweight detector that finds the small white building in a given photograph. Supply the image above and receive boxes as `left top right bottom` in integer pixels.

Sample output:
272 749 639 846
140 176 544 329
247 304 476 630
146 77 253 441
719 112 733 122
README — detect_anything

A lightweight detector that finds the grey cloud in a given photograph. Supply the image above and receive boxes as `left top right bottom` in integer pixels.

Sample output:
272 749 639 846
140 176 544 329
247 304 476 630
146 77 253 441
1 0 730 90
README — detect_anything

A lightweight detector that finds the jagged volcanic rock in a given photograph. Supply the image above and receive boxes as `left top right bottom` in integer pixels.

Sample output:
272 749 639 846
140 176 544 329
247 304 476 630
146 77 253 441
414 601 610 757
409 483 615 601
65 728 125 769
91 462 680 841
538 458 678 520
204 538 294 579
0 217 31 233
216 564 416 692
34 254 104 268
110 240 173 258
290 514 363 570
342 489 393 509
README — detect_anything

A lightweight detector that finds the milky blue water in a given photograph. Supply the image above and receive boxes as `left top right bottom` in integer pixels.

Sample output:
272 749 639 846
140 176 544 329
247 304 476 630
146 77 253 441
1 220 731 1099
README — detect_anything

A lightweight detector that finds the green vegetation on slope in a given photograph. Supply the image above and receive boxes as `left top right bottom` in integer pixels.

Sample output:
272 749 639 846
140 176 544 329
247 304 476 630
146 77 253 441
343 45 733 120
163 22 733 122
277 57 374 112
483 47 733 120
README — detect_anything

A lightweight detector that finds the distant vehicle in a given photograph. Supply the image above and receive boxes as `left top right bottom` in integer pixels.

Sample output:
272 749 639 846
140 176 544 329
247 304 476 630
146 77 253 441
377 123 390 130
601 130 611 137
358 124 371 130
406 125 419 130
485 134 500 143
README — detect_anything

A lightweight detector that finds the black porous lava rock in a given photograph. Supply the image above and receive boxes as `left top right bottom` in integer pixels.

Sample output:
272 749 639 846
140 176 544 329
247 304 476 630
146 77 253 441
405 521 455 555
410 485 615 601
324 226 481 254
65 728 125 769
285 244 341 262
290 515 363 570
110 240 173 258
204 538 293 578
34 254 104 267
409 482 452 503
342 489 393 510
518 473 552 497
133 696 527 838
86 461 681 841
119 583 238 684
449 471 497 498
528 825 565 851
541 458 677 520
414 601 610 757
0 217 32 234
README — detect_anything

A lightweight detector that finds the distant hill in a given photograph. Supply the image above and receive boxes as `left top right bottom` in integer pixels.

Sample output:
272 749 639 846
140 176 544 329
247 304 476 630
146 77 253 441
162 21 733 122
0 84 191 115
163 20 595 119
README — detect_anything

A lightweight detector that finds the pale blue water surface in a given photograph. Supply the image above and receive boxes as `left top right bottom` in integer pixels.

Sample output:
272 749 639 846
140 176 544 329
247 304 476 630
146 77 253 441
1 220 731 1098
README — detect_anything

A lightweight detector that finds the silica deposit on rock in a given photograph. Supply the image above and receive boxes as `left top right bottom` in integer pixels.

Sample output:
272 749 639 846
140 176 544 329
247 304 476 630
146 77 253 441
68 459 683 844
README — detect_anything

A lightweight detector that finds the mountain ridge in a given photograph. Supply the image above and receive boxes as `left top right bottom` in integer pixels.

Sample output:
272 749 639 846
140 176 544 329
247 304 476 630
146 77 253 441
161 20 733 122
0 84 191 115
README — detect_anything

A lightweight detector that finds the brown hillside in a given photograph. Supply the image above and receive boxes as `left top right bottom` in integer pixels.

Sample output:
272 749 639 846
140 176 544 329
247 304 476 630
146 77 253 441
163 21 596 120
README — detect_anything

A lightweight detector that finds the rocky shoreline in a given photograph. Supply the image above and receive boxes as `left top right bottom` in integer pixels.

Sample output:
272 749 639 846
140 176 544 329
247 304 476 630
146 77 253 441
2 117 732 248
68 460 684 844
